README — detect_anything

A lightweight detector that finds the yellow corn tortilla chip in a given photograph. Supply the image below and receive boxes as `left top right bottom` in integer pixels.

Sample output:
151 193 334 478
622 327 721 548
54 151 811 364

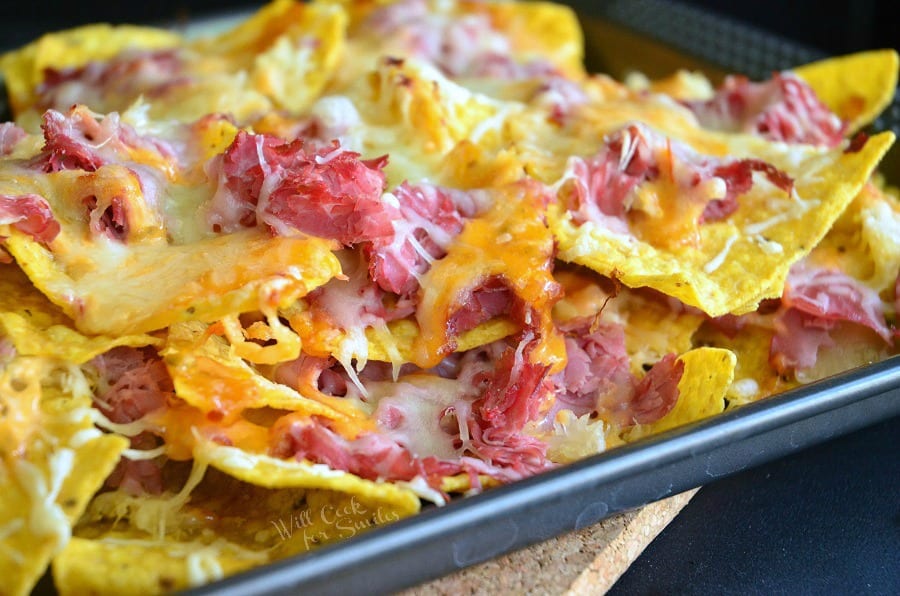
551 131 895 317
347 56 508 182
289 302 517 365
483 0 586 80
0 24 181 116
0 264 159 364
197 437 423 514
2 2 347 125
810 181 900 295
794 49 899 134
53 534 266 596
0 356 127 596
630 70 716 101
328 0 584 95
7 232 338 334
693 319 787 407
622 347 736 440
0 118 341 336
189 0 348 114
6 230 340 337
162 321 370 435
60 456 417 594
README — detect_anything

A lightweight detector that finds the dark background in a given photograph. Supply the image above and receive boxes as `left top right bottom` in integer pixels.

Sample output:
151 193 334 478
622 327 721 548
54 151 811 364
679 0 897 55
0 1 896 54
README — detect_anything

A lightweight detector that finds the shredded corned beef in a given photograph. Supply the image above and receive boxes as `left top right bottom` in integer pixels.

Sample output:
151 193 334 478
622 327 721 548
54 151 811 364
552 319 633 417
536 77 590 123
82 194 129 241
770 264 892 373
782 265 891 341
445 275 517 338
366 182 480 296
37 49 186 113
270 333 555 491
91 346 174 496
206 131 390 242
562 124 655 230
366 0 558 79
701 158 794 222
561 123 793 229
0 194 61 244
629 354 684 424
551 317 683 426
770 308 835 373
36 105 176 174
684 72 846 147
478 333 551 432
272 418 462 490
0 123 26 156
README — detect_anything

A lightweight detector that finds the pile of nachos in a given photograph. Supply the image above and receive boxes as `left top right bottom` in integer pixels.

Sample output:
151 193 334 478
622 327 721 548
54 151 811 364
0 0 897 593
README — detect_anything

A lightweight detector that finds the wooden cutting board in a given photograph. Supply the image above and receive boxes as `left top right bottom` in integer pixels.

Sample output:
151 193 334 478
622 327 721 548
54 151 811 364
403 489 697 595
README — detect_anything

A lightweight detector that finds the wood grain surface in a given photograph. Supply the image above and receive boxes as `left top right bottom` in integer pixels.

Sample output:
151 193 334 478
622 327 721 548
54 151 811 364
403 489 698 595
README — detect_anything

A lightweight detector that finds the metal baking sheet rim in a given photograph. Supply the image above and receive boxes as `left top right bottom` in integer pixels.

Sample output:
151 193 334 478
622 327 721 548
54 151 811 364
2 5 896 596
181 10 900 594
191 356 899 596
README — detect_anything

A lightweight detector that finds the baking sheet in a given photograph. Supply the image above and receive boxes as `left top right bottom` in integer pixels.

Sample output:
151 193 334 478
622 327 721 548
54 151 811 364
181 6 899 595
2 3 897 594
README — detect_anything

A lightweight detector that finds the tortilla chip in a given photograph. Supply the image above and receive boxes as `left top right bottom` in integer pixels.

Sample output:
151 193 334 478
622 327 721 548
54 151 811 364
345 56 511 184
57 454 417 594
628 70 716 101
794 49 899 133
0 24 180 116
197 437 422 514
622 347 736 440
189 0 348 114
53 535 265 596
2 2 346 125
162 321 369 436
0 356 127 596
0 264 159 364
483 0 586 80
289 303 517 365
6 230 340 337
551 131 895 317
810 181 900 294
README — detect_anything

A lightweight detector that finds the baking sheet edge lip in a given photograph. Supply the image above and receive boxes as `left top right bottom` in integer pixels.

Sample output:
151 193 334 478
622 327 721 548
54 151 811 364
184 354 900 595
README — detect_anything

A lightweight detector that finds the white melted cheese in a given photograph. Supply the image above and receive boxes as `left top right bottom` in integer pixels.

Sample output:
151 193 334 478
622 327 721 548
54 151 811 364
367 374 478 461
751 234 784 255
543 410 607 463
187 548 226 586
14 448 74 549
859 196 900 292
395 476 447 506
703 233 739 274
730 378 760 400
121 445 168 460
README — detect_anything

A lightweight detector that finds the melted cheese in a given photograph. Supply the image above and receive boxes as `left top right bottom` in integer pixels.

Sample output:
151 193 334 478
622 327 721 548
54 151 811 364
8 230 339 336
0 357 126 595
415 183 565 369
